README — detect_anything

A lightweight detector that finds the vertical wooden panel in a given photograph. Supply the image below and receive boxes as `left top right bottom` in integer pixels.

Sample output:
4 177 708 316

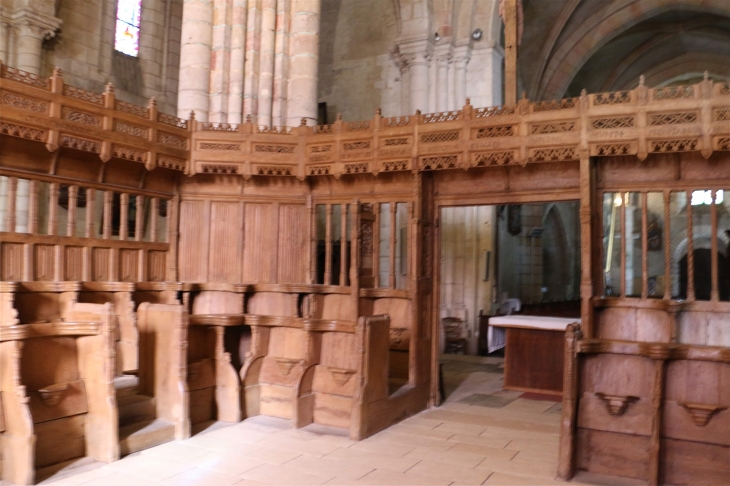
208 201 242 282
178 200 208 282
243 203 272 283
119 249 139 282
92 248 110 281
147 251 166 282
34 245 55 281
65 246 83 281
278 204 307 284
1 243 24 280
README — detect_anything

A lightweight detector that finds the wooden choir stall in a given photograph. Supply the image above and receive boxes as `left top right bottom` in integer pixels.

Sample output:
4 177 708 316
0 61 729 485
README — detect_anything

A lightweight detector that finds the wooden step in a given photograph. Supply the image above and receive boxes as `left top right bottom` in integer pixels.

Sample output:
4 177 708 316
117 394 155 427
114 375 139 399
119 419 175 456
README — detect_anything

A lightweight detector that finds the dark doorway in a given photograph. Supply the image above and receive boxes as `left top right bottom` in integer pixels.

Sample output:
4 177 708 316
679 249 730 300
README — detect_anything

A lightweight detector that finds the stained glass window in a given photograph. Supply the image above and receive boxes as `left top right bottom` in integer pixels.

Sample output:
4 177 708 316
115 0 141 57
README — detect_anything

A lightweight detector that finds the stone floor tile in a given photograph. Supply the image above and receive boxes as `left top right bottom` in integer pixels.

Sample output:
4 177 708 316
81 472 160 486
40 463 114 486
347 435 418 457
326 447 420 473
243 446 303 465
372 431 455 451
448 442 520 461
404 447 485 467
106 454 195 482
184 452 266 476
182 435 261 454
387 423 456 439
284 454 374 481
501 398 560 414
239 464 334 485
160 468 242 486
446 433 512 449
140 441 212 463
433 421 488 436
353 469 451 485
399 416 443 429
407 459 492 484
483 472 564 485
255 435 342 457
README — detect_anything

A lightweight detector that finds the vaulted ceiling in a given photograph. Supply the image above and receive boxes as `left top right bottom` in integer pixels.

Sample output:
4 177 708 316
519 0 730 100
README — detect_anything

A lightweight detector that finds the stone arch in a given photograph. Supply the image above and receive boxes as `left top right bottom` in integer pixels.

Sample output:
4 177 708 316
671 231 729 298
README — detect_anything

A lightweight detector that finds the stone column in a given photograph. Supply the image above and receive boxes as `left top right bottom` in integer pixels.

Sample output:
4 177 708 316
403 51 430 114
271 0 290 127
243 0 261 117
0 176 8 232
0 20 9 64
12 10 61 75
287 0 320 126
454 54 469 108
227 0 247 124
178 0 214 120
209 0 233 123
257 0 277 127
436 55 449 112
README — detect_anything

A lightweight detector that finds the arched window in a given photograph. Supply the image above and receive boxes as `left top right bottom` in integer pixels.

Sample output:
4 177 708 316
114 0 142 57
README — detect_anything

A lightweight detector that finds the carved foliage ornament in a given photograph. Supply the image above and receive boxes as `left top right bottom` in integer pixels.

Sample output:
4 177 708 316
528 147 577 162
420 131 460 144
475 126 514 138
199 142 241 150
420 155 459 170
157 112 188 129
475 106 515 117
649 139 698 153
593 143 632 156
382 160 409 172
256 165 294 176
114 120 148 138
63 85 103 105
112 144 147 163
157 155 186 171
201 164 239 174
254 144 295 153
344 163 369 174
60 134 100 153
384 137 409 146
592 117 635 129
530 121 576 134
0 122 47 142
1 91 49 113
158 131 187 148
115 99 148 118
343 141 371 151
473 151 515 166
62 107 102 126
649 112 698 126
592 91 631 105
1 65 50 89
308 165 331 176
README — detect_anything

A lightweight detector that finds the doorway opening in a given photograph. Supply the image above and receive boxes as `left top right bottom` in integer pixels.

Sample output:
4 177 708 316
439 201 581 359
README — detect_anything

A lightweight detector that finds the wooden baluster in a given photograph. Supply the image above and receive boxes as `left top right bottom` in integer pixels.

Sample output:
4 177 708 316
340 204 347 286
135 195 144 242
150 197 159 243
48 182 58 235
86 188 95 239
620 192 626 297
711 190 719 301
686 191 694 301
67 186 78 237
28 180 39 234
663 190 671 300
103 191 112 239
373 202 380 288
308 197 316 284
119 193 129 241
389 202 397 289
641 192 648 299
7 177 17 232
325 204 333 285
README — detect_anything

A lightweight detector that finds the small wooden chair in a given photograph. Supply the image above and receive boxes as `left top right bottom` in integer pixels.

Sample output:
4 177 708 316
442 317 467 354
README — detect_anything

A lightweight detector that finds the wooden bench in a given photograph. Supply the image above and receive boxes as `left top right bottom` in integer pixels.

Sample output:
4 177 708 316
0 282 118 485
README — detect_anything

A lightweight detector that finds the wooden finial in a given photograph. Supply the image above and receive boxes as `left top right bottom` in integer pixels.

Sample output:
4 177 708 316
245 114 252 123
336 113 342 121
376 107 382 116
189 110 196 120
415 109 421 115
704 71 709 82
639 75 645 87
465 98 471 106
300 118 307 126
148 97 157 108
104 82 114 94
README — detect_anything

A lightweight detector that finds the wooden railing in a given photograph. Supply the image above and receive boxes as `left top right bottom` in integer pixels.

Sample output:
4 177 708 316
2 62 730 180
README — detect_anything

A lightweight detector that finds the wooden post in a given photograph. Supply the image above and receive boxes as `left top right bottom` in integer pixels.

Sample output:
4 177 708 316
389 202 397 289
325 204 333 285
503 0 518 106
150 198 159 243
578 152 593 338
135 195 144 242
120 193 129 241
67 186 78 237
686 192 694 301
340 204 348 286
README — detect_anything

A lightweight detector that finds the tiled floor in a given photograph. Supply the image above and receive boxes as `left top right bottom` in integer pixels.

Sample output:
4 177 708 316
28 354 643 485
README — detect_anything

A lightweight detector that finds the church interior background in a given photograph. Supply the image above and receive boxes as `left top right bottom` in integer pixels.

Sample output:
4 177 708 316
0 0 729 484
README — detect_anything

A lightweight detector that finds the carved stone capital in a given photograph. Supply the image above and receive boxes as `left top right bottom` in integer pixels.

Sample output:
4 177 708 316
10 8 62 40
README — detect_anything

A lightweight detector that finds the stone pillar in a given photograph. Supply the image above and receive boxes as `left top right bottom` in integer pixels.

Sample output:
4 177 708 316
436 55 449 112
287 0 320 126
0 176 8 232
209 0 233 123
403 51 430 114
178 0 214 120
271 0 290 127
243 0 261 117
257 0 277 127
227 0 247 124
13 10 61 75
0 20 9 64
453 47 470 108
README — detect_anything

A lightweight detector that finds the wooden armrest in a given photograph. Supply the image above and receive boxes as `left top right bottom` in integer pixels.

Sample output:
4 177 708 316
189 314 248 327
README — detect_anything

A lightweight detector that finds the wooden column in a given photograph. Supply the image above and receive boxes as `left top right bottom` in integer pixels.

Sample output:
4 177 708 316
686 193 695 301
150 198 159 243
373 203 380 288
340 204 348 286
325 204 333 285
48 182 58 236
389 202 397 289
579 152 594 338
28 180 39 234
67 186 78 237
503 0 518 106
119 193 129 241
135 195 144 241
